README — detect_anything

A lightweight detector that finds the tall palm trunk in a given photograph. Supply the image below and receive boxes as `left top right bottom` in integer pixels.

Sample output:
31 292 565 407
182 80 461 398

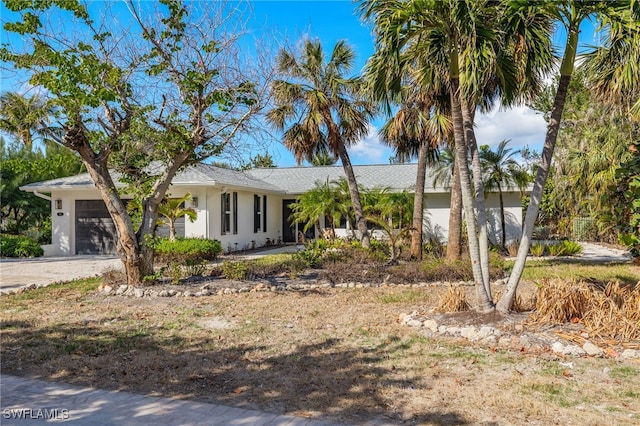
498 184 506 247
447 162 462 261
450 77 494 312
337 144 370 248
411 140 430 259
462 102 491 298
497 26 579 313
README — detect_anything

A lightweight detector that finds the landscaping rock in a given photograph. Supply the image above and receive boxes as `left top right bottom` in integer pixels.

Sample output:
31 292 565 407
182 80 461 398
406 319 422 327
159 290 169 297
133 288 144 298
551 342 565 354
102 285 113 295
563 344 586 357
460 326 478 340
423 319 438 333
583 341 604 357
116 285 128 295
621 349 639 360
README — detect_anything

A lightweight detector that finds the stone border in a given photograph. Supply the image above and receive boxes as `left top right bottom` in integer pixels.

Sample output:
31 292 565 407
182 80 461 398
95 279 477 298
400 311 640 360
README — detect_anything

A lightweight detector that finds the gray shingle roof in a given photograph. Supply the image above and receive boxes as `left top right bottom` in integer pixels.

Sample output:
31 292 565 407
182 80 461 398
248 163 442 194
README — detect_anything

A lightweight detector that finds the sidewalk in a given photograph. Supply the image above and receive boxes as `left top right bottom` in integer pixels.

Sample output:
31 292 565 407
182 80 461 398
0 375 340 426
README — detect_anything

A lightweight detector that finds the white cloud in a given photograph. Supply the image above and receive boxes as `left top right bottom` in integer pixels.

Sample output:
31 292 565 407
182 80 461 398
474 105 547 152
348 124 391 165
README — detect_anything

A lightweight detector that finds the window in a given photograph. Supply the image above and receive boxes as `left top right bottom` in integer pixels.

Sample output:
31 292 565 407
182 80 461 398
221 193 231 234
232 192 238 234
254 194 261 233
262 195 267 232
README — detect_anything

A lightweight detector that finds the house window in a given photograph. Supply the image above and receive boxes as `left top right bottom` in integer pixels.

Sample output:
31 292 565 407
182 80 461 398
262 195 267 232
221 193 231 234
232 192 238 234
254 194 261 233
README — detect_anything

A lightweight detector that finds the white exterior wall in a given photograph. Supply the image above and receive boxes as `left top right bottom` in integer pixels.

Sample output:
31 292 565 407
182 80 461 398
206 187 283 253
42 185 523 256
48 189 107 256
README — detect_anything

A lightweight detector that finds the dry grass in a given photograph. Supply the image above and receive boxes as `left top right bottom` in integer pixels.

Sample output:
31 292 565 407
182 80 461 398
2 260 640 425
436 286 470 312
531 279 640 341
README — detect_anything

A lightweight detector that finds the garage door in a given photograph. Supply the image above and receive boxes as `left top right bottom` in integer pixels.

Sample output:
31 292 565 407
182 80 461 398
75 200 117 255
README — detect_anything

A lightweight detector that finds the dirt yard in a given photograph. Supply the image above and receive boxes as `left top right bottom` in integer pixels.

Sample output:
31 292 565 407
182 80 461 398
1 276 639 426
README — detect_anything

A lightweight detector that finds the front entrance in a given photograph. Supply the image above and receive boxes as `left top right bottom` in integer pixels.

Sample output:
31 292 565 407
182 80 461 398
282 199 315 243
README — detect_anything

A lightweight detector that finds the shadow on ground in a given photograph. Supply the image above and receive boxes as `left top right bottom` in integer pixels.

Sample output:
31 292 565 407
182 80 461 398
0 320 471 425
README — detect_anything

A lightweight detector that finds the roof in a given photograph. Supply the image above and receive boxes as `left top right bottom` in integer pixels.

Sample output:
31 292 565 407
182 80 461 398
247 163 440 194
21 162 529 194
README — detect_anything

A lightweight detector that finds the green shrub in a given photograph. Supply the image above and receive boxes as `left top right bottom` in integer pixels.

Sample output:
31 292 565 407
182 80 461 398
0 235 43 258
153 237 222 264
221 261 248 280
530 243 546 257
561 240 583 256
548 243 566 256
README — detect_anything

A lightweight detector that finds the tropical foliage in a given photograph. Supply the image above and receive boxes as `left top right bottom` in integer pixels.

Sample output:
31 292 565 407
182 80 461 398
267 38 375 247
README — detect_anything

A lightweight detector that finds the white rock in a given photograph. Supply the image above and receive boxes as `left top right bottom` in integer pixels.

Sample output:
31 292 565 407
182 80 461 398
438 325 448 334
460 326 478 339
116 285 128 295
498 337 512 347
423 319 438 333
102 285 113 294
621 349 639 360
551 342 565 354
482 336 497 345
478 326 495 338
407 319 423 327
446 326 461 336
582 341 603 357
563 344 586 357
159 290 169 297
134 288 144 298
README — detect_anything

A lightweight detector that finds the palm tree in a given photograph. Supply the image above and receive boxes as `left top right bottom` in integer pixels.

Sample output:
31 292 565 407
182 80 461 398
379 85 448 260
310 151 337 166
0 92 53 151
289 179 347 238
497 1 631 313
431 146 463 261
267 39 375 248
480 140 530 247
361 0 551 311
158 194 197 242
362 187 413 263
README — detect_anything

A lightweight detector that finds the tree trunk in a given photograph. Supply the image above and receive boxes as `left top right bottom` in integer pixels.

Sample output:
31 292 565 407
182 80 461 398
169 219 177 242
337 144 370 248
450 78 494 312
497 25 578 313
411 140 430 260
462 102 491 299
447 161 462 261
499 185 506 247
78 151 151 285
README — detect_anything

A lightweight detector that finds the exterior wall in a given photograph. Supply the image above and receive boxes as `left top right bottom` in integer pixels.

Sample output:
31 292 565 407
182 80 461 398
423 191 523 245
205 187 283 253
43 185 523 256
48 189 107 256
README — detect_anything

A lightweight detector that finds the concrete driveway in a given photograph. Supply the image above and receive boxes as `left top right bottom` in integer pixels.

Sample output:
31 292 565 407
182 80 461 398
0 246 300 294
0 256 122 293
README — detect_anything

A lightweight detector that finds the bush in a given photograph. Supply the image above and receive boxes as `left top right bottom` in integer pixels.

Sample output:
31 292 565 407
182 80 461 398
530 243 546 257
547 243 566 256
0 235 43 258
561 240 583 256
153 237 222 265
221 261 248 280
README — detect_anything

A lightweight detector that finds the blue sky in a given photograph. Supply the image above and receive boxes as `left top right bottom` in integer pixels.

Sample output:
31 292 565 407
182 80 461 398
1 1 601 168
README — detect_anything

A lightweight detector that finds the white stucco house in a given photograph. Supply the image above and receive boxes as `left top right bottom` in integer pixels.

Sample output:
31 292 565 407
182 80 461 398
21 163 527 256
